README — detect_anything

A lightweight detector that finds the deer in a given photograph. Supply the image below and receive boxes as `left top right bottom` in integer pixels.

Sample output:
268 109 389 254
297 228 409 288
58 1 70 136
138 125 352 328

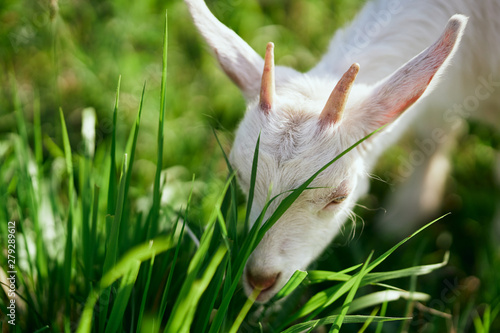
184 0 500 302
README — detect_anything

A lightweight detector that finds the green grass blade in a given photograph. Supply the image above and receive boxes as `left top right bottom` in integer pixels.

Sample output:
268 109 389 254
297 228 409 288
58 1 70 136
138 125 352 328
103 154 128 274
244 134 261 234
165 246 228 333
285 273 356 325
212 128 233 173
330 252 373 333
124 82 145 205
148 10 168 239
231 184 272 276
136 255 155 332
216 204 231 250
375 300 389 333
100 154 128 332
43 134 64 158
364 214 449 273
334 290 430 315
399 241 426 333
229 287 261 333
158 217 187 324
81 157 91 290
213 129 240 249
273 270 308 301
89 185 100 287
308 252 449 286
165 177 233 333
484 304 492 332
228 179 239 248
105 260 141 333
363 251 449 285
77 236 173 333
106 76 121 238
357 307 379 333
208 276 242 333
187 175 233 274
33 91 43 192
208 191 273 333
491 302 500 329
60 108 75 318
281 315 411 333
78 288 104 333
194 255 230 333
473 310 486 333
101 237 173 287
307 265 363 284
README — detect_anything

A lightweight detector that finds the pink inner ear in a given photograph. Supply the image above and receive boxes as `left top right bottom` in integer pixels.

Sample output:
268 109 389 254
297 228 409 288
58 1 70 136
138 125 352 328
366 16 466 128
386 76 434 120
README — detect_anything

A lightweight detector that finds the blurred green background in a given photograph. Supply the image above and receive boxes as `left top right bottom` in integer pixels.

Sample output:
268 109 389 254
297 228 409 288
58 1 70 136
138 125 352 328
1 0 499 331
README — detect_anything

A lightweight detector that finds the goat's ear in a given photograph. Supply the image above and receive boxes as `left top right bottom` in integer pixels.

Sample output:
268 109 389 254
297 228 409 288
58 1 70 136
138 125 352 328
185 0 264 100
358 15 467 131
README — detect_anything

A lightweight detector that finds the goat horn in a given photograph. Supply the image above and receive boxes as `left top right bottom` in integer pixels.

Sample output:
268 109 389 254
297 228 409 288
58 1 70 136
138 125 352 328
259 42 275 114
319 63 360 127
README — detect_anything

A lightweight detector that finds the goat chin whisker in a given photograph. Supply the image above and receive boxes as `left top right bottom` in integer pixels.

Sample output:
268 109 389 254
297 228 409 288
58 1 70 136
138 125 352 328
353 203 387 214
367 173 391 186
347 210 365 241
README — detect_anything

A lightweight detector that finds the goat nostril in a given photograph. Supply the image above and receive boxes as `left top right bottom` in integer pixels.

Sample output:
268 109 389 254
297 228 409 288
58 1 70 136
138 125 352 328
246 270 280 291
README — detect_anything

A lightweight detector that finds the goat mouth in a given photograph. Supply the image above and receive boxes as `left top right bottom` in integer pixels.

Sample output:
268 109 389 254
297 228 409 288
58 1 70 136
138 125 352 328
256 283 274 294
248 272 282 303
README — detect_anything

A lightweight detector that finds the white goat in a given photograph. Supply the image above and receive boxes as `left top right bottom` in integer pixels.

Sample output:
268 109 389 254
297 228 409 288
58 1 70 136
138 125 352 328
184 0 500 302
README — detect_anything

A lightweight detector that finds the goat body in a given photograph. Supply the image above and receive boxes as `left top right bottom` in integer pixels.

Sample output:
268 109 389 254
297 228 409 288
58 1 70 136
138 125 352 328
184 0 500 302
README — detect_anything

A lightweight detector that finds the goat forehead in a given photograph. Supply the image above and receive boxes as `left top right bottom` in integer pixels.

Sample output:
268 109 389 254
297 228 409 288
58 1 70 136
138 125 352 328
262 110 318 162
258 138 355 191
253 105 355 175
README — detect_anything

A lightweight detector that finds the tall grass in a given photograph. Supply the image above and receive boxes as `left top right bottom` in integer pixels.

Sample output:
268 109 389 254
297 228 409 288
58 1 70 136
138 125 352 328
1 5 499 333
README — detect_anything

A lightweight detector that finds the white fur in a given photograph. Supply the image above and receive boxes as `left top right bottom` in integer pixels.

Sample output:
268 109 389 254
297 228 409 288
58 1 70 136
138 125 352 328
185 0 500 302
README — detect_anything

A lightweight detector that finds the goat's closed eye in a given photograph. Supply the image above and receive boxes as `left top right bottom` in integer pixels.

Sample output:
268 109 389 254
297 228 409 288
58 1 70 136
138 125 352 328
330 196 347 204
323 195 348 209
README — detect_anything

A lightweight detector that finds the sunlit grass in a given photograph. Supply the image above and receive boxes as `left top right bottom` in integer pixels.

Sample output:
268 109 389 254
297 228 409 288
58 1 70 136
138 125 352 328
1 0 499 332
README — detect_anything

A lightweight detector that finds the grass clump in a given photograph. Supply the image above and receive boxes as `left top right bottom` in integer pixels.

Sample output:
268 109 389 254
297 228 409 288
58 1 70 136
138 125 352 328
1 4 499 333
